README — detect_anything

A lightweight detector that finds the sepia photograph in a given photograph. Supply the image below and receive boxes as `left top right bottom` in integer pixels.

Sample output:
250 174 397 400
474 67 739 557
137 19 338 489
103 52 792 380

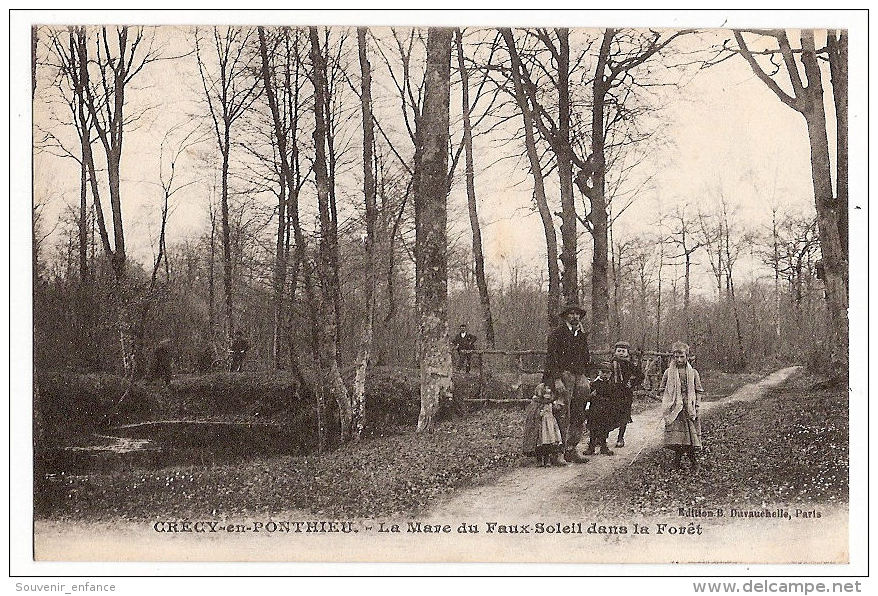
12 8 867 574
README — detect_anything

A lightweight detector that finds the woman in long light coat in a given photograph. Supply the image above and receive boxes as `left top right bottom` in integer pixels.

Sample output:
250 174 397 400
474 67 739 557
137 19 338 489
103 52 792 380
659 342 705 472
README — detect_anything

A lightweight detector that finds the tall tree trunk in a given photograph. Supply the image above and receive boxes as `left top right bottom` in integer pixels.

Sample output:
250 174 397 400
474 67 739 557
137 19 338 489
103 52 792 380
828 30 848 262
609 220 620 339
257 34 290 370
656 243 664 351
586 30 613 350
284 27 305 376
309 26 352 444
799 33 848 368
78 150 88 285
415 27 453 433
208 203 216 346
771 209 781 339
32 26 37 99
106 149 126 278
301 257 326 451
220 137 234 340
272 166 287 368
352 27 378 440
556 28 578 306
73 30 112 267
501 29 561 330
323 41 344 356
455 29 495 347
734 30 848 371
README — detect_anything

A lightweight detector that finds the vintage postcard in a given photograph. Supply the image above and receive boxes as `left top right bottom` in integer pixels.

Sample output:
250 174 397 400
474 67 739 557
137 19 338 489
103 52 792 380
12 9 867 574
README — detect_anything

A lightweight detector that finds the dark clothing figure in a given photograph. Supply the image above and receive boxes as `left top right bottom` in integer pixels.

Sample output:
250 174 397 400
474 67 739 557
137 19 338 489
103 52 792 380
543 323 592 383
451 331 478 372
543 316 591 461
612 357 645 444
196 347 213 374
586 377 623 454
230 336 249 372
152 342 172 385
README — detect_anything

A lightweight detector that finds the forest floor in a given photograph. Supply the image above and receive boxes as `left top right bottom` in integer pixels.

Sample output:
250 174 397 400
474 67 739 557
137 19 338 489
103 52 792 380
36 368 762 521
34 366 850 563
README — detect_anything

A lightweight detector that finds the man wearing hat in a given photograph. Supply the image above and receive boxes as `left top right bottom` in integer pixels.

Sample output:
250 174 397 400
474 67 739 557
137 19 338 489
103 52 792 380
543 303 592 463
451 323 478 372
610 340 645 448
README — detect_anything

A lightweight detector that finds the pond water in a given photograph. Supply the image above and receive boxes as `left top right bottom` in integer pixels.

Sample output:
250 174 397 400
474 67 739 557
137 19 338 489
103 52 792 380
34 420 306 516
36 420 305 476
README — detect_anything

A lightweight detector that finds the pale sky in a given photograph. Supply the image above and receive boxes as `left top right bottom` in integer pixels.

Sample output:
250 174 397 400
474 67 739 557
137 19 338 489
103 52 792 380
32 25 828 294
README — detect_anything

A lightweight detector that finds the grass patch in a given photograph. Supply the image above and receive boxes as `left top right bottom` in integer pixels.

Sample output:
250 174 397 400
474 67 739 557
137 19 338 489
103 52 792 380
36 369 772 521
38 407 523 521
565 372 848 515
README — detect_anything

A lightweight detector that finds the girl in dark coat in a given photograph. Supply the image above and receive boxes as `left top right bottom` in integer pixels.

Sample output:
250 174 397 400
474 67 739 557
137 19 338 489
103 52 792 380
585 363 621 455
611 341 645 447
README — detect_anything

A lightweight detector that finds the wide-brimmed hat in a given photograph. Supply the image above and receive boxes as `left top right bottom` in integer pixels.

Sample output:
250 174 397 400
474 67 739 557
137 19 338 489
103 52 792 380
614 340 631 350
558 303 586 317
598 361 613 372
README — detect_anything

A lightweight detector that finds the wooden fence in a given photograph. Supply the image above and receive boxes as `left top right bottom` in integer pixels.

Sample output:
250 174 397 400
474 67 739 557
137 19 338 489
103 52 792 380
458 349 675 402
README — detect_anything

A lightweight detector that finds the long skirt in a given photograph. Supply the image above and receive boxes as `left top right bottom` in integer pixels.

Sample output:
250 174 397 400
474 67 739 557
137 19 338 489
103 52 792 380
663 410 702 450
522 400 542 456
539 407 563 447
522 401 563 456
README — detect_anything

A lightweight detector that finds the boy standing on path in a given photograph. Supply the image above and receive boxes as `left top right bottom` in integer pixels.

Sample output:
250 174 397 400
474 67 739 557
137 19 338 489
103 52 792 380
543 303 591 464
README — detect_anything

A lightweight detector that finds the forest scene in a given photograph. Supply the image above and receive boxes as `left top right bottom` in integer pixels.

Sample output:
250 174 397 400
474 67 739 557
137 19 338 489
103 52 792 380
29 21 851 562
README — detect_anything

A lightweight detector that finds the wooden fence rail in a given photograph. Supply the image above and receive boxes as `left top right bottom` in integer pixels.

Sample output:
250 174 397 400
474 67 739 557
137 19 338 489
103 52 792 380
457 349 675 401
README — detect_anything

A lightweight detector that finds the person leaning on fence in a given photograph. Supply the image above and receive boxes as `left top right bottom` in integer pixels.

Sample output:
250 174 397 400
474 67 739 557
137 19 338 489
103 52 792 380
522 383 566 467
610 340 645 448
543 303 591 464
451 323 478 372
660 341 705 473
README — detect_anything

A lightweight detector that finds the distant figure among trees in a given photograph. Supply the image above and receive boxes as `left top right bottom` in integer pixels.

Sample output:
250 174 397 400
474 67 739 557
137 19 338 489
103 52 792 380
152 339 172 385
451 323 478 372
229 331 249 372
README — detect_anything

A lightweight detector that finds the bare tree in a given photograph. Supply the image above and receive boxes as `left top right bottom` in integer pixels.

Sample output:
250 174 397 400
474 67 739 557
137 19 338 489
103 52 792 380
74 26 171 280
697 208 726 297
352 27 378 440
253 27 311 370
718 200 748 370
455 28 496 347
502 28 690 347
663 205 703 340
415 27 453 433
576 29 691 348
39 27 97 320
130 124 202 373
309 26 353 444
195 26 262 341
729 29 848 369
500 28 561 330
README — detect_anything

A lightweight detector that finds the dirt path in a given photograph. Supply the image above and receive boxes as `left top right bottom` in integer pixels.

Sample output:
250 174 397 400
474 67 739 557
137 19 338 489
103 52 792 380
34 366 848 564
426 366 802 521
